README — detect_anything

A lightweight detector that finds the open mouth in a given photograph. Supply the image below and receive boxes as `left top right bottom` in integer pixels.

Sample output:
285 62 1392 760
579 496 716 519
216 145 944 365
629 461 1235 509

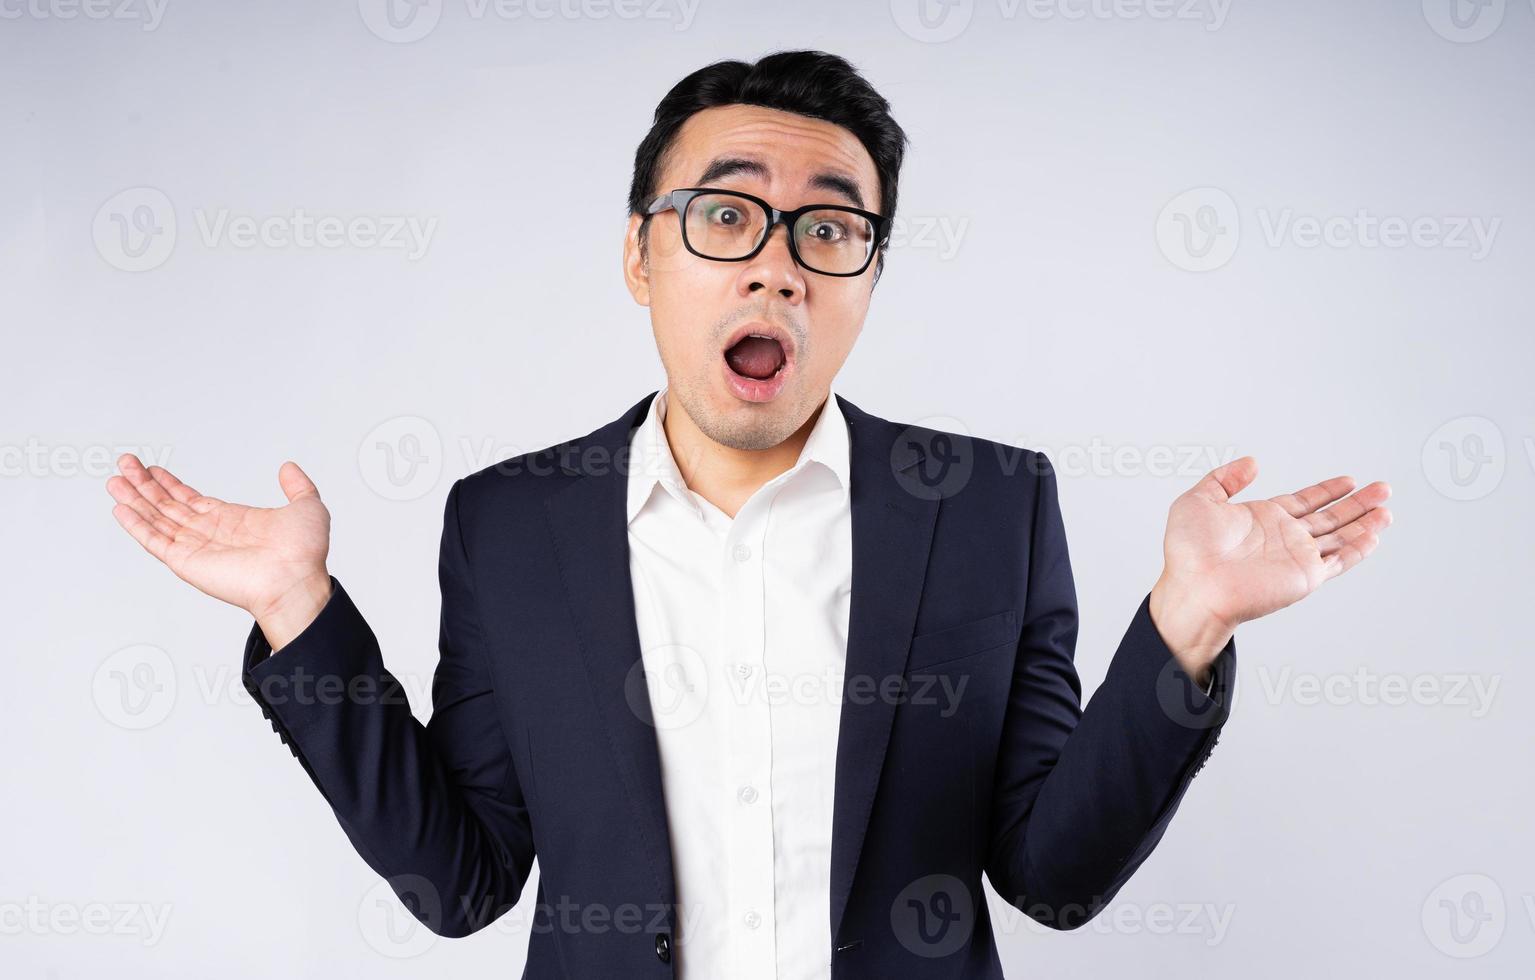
723 333 787 381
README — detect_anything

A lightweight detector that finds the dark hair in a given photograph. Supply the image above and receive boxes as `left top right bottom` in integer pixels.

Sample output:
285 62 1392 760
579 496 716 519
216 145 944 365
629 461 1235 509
628 50 909 285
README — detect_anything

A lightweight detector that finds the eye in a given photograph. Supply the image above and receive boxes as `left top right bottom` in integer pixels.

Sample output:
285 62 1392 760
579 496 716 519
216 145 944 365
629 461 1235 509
806 220 849 243
708 206 745 227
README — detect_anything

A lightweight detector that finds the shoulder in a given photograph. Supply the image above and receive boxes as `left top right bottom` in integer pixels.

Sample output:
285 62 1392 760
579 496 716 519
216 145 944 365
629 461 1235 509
448 394 653 528
848 397 1054 499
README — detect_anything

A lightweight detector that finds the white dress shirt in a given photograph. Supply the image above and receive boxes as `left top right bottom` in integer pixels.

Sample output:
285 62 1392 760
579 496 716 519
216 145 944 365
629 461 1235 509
626 385 853 980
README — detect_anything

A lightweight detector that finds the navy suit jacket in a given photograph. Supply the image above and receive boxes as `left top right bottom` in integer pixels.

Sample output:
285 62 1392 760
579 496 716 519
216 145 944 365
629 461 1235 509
241 390 1235 978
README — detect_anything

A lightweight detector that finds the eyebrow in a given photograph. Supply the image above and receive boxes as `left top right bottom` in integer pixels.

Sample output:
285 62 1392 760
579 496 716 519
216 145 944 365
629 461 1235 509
694 156 869 211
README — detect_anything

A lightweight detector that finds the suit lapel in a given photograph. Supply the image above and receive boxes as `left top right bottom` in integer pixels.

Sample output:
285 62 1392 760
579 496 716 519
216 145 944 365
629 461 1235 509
828 394 940 942
541 391 679 909
539 390 940 944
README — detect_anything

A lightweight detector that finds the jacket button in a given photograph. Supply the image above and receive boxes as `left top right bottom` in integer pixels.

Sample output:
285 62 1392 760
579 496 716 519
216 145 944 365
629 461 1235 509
654 932 671 963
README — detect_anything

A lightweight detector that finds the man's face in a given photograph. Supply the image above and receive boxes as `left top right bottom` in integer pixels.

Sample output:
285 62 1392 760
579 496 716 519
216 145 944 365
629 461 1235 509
623 104 882 452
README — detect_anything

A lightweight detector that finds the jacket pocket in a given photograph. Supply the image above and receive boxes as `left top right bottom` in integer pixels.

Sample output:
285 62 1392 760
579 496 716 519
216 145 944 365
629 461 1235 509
905 609 1016 673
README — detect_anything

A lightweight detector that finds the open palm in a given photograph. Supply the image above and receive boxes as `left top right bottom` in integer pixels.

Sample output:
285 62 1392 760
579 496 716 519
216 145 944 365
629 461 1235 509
106 454 331 618
1161 456 1393 635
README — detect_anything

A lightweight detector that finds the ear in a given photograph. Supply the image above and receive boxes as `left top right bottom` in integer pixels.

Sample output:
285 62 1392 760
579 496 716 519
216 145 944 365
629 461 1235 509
622 213 652 307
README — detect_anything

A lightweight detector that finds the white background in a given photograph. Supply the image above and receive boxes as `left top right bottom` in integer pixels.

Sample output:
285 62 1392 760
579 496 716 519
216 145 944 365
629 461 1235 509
4 0 1532 976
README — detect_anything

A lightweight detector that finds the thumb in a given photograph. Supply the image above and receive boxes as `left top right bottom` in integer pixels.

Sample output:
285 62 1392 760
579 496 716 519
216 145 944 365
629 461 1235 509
277 461 321 504
1188 454 1258 504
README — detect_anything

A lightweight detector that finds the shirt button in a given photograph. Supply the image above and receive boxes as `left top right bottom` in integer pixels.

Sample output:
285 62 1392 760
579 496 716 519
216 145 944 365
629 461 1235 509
654 932 671 962
733 543 753 562
744 910 761 929
737 785 758 804
736 663 752 678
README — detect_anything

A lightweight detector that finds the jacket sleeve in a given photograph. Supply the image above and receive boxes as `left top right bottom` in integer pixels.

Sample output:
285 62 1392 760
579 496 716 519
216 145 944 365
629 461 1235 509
984 451 1234 930
241 477 535 938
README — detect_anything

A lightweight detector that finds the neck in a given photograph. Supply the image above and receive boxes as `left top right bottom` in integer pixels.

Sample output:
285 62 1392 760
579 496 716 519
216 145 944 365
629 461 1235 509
662 393 826 520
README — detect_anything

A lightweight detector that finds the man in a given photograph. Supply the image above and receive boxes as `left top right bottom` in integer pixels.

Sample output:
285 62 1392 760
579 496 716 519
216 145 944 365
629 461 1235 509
105 50 1392 979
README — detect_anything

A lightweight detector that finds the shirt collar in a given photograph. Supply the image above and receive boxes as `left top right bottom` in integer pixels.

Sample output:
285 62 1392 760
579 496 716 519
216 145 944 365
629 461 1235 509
625 385 851 526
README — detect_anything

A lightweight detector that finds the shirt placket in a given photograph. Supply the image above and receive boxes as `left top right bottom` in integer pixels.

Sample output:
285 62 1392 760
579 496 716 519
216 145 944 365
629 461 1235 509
719 493 778 980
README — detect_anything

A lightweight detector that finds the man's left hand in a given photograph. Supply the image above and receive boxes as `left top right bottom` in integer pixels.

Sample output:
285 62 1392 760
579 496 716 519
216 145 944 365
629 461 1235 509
1148 456 1393 687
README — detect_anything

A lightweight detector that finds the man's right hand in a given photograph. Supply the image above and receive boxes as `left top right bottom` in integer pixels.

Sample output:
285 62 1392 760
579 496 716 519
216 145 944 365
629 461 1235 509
106 454 333 651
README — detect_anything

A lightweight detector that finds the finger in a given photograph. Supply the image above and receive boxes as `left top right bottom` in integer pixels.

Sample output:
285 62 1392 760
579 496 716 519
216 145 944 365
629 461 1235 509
277 461 320 504
188 494 224 515
1315 506 1393 556
117 454 198 526
147 464 202 505
1304 481 1392 536
1188 455 1258 504
1322 531 1382 581
1269 475 1355 519
112 502 172 562
106 474 179 539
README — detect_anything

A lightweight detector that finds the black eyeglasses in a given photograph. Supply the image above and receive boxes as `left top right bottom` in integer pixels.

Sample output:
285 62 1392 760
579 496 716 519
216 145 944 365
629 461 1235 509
644 187 891 278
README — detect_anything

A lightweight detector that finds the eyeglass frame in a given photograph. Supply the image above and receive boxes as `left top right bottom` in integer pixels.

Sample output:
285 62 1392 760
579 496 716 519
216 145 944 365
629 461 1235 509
643 186 892 278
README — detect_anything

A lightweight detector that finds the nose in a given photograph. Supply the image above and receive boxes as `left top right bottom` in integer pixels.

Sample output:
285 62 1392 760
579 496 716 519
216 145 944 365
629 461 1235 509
739 222 806 303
